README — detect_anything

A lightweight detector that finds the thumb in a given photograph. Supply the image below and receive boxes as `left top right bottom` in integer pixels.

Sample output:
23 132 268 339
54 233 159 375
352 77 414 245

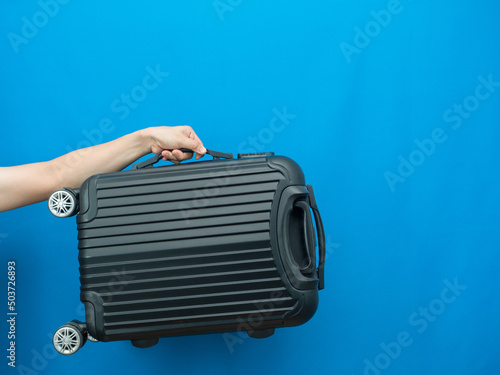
190 139 206 156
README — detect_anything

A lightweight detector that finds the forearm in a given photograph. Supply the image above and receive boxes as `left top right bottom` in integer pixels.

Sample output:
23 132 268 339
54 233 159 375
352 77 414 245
0 162 56 211
0 130 151 212
47 130 150 190
0 125 204 212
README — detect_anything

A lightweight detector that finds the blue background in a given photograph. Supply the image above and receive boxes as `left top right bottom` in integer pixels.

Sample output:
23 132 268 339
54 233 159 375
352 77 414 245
1 1 500 374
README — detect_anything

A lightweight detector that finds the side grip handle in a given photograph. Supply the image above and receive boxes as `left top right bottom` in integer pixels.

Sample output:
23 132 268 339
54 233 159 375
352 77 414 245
276 185 321 291
306 184 325 290
293 200 316 276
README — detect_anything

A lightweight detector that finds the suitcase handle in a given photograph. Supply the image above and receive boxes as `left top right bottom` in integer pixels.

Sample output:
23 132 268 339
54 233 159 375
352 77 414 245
306 184 326 290
132 148 234 169
279 185 326 290
293 200 316 276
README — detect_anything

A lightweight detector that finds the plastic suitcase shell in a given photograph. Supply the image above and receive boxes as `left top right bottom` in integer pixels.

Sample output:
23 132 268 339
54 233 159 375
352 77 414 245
50 150 325 354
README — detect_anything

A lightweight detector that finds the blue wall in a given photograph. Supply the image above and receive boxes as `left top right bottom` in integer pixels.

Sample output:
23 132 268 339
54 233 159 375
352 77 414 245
1 1 500 374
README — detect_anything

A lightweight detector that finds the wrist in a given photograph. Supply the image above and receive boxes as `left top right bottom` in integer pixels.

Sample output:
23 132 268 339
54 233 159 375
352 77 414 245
137 127 155 154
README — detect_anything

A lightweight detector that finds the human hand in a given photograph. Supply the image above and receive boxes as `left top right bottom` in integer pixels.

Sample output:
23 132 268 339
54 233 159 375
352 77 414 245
141 126 206 164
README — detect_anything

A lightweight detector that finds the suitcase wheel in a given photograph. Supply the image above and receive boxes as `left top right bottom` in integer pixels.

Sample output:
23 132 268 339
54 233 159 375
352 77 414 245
131 338 159 348
48 188 79 218
53 321 87 355
247 328 275 339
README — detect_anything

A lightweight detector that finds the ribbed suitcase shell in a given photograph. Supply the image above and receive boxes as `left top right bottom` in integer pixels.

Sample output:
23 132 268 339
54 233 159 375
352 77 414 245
77 155 320 342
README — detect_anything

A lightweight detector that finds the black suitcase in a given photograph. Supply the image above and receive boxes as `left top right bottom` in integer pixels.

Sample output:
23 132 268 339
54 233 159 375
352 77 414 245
48 150 325 355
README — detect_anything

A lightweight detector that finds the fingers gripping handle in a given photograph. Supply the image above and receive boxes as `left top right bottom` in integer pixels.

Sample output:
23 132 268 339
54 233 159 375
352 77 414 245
132 148 234 169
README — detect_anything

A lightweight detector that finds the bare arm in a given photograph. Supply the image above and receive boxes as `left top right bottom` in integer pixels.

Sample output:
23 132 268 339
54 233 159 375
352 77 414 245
0 126 206 212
